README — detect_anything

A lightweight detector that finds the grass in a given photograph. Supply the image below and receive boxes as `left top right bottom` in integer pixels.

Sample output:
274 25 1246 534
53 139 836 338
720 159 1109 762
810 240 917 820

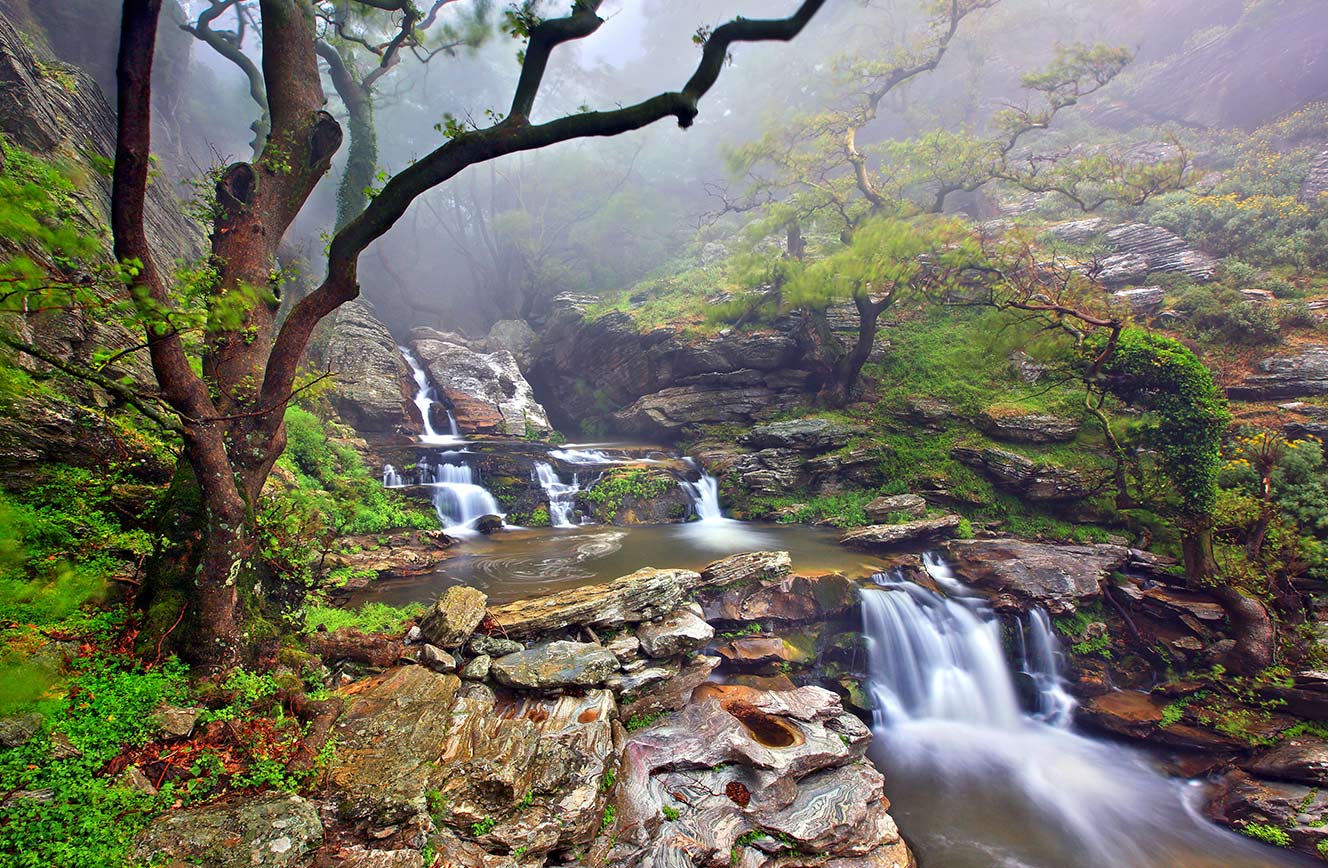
301 601 423 635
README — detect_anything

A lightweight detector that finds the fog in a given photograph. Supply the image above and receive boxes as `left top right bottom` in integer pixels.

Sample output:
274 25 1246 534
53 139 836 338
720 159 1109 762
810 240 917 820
165 0 1319 336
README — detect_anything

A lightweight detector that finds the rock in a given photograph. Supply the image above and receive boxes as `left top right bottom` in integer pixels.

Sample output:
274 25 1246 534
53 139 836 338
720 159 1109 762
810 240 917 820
613 382 786 437
580 466 692 525
840 515 961 549
606 661 681 698
459 654 491 681
738 418 856 451
1077 691 1250 751
1303 145 1328 206
485 319 538 369
48 731 80 760
490 641 620 690
1207 770 1328 860
132 793 323 868
116 766 157 795
405 625 423 643
636 604 714 658
951 446 1092 502
1228 346 1328 400
467 636 523 658
1100 223 1216 284
1110 286 1166 317
864 494 927 521
1044 217 1107 243
475 514 504 534
717 636 813 666
942 539 1131 610
325 301 416 436
487 567 702 638
1243 738 1328 787
977 410 1080 444
418 586 488 649
700 571 858 622
606 633 642 663
609 686 910 867
701 551 793 587
620 654 721 721
0 713 41 748
320 530 454 582
412 339 551 437
417 644 456 673
151 704 200 739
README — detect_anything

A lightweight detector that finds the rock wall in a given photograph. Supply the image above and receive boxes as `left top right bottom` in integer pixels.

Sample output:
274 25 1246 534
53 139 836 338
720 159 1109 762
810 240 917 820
324 300 419 438
412 336 552 437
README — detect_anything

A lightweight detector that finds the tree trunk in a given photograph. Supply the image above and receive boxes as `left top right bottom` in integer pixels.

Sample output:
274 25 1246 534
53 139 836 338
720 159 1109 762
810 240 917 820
1181 523 1274 675
827 293 883 404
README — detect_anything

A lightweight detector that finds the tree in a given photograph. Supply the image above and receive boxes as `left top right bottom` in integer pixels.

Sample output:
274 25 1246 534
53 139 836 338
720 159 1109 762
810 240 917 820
94 0 831 672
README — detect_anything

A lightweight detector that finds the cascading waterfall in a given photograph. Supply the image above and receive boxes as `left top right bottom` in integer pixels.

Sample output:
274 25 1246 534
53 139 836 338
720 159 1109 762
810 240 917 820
400 345 463 446
861 557 1306 868
382 464 403 488
426 457 501 530
680 462 724 521
533 461 581 528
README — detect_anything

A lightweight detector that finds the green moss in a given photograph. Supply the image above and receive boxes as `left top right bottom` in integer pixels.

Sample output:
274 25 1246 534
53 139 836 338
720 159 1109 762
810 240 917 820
301 602 423 635
580 467 673 523
1240 823 1292 848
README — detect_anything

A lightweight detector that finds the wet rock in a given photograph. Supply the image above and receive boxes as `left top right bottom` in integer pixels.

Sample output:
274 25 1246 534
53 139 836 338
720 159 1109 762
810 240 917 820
1243 737 1328 787
580 466 692 525
132 792 322 868
490 641 619 690
1207 770 1328 859
418 586 488 649
1228 346 1328 400
864 494 927 522
701 551 793 588
951 446 1092 502
840 515 961 549
700 571 858 623
459 654 491 681
942 539 1131 610
476 514 504 534
467 636 523 658
417 644 456 673
636 604 714 658
411 339 551 436
606 633 642 663
977 410 1080 444
717 636 814 666
1077 691 1250 751
606 661 681 698
738 418 856 451
620 654 721 721
487 567 702 638
151 704 200 740
325 301 416 436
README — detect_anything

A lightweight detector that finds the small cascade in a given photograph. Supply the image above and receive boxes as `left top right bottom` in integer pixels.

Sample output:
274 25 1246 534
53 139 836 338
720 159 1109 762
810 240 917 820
533 461 581 528
382 464 404 488
1015 608 1078 726
426 458 501 530
400 345 465 445
548 448 616 465
921 550 970 596
681 462 724 521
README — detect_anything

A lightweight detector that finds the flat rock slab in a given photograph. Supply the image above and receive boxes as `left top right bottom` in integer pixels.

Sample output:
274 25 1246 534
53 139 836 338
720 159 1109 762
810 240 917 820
491 640 620 689
840 516 960 549
1243 737 1328 787
636 604 714 658
133 793 322 868
942 538 1132 610
486 567 701 638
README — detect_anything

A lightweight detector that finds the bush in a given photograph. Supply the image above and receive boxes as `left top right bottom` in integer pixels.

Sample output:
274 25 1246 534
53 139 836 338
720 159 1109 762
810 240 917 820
1171 286 1281 346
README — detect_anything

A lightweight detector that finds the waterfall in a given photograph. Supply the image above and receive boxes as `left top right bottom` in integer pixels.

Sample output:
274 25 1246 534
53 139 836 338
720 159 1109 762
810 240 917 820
861 556 1297 868
382 464 403 488
681 462 724 522
400 345 464 445
424 455 501 530
533 461 581 528
548 448 616 465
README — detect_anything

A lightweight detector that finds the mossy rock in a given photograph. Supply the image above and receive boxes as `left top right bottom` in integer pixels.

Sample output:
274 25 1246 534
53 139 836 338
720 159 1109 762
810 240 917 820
578 466 691 526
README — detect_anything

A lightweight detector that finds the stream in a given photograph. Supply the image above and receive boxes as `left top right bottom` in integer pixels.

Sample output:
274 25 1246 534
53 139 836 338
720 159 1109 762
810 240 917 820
367 351 1313 867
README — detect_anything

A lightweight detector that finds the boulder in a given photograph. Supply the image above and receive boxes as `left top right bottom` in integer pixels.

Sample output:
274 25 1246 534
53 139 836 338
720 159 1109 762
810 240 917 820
0 713 42 748
325 301 416 436
417 644 456 673
580 466 692 525
1100 223 1216 284
977 410 1080 444
1243 737 1328 787
418 586 488 649
485 319 538 370
864 494 927 522
620 653 722 721
636 604 714 658
132 793 322 868
490 641 620 690
738 418 856 452
700 571 858 623
951 446 1093 502
458 654 491 681
1207 770 1328 860
1110 286 1166 317
486 567 701 638
151 704 200 740
840 515 961 549
1228 346 1328 400
942 539 1132 610
467 636 523 658
716 636 814 666
412 339 551 437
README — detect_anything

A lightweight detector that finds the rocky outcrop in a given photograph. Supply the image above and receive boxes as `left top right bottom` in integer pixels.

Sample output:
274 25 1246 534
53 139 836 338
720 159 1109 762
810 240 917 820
976 409 1080 444
613 377 796 438
579 466 692 525
1302 146 1328 206
318 530 453 587
1207 771 1328 860
485 319 538 369
1243 737 1328 788
695 417 884 499
133 793 323 868
412 339 551 437
942 538 1134 611
325 301 417 437
738 418 856 451
1098 223 1216 285
490 640 620 689
1109 286 1166 318
1228 346 1328 400
608 686 911 867
865 494 927 522
840 516 962 550
486 567 703 638
951 446 1094 502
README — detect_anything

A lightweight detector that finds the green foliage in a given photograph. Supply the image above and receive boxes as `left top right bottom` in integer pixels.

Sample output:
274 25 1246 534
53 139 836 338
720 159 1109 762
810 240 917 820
1170 284 1282 346
661 805 680 821
580 467 673 523
601 804 616 831
471 816 496 837
302 602 423 635
1240 823 1291 847
600 768 617 792
753 490 879 528
624 711 667 732
1093 329 1231 521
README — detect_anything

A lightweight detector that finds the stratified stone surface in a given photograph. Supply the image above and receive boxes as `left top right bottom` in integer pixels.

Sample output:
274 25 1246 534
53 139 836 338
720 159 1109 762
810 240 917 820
133 793 322 868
